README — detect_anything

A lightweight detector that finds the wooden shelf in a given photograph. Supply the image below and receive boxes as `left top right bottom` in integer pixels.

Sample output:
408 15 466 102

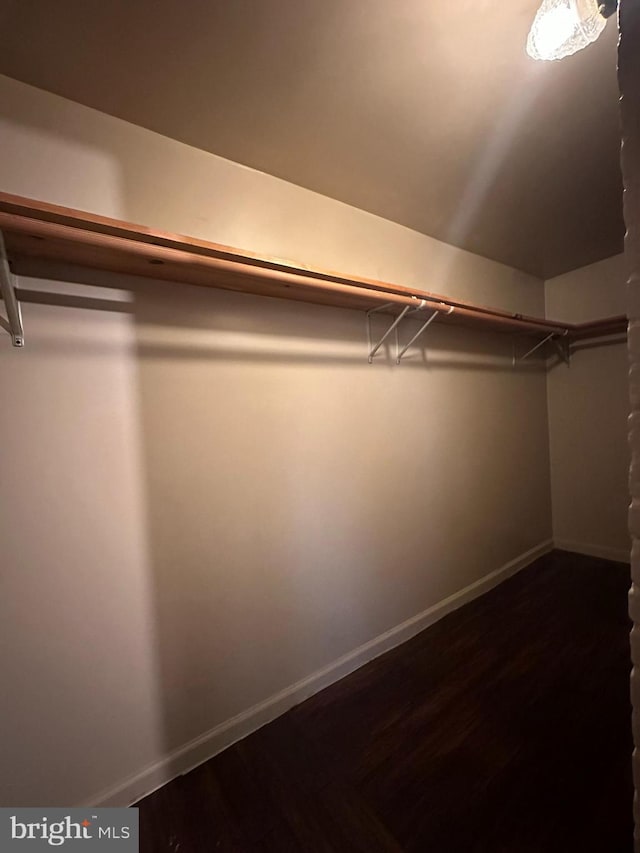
0 192 628 345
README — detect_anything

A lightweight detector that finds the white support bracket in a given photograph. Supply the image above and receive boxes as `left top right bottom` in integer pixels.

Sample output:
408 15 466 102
396 305 452 364
367 299 453 364
512 331 556 366
552 336 571 366
0 230 24 347
367 303 410 363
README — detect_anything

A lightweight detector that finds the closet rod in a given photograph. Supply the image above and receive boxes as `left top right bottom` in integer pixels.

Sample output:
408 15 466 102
0 193 628 346
0 191 574 326
569 319 628 340
0 212 594 338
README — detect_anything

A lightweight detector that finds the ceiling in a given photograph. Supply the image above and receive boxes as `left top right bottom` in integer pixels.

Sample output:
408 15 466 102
0 0 625 279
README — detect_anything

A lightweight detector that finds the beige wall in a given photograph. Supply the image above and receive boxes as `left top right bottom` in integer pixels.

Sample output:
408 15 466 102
546 254 629 561
0 75 552 807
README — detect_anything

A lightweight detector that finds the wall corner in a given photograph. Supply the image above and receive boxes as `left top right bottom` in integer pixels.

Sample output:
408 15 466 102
619 0 640 847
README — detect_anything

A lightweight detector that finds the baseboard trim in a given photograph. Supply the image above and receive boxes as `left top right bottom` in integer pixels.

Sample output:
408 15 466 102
554 539 630 564
87 538 553 808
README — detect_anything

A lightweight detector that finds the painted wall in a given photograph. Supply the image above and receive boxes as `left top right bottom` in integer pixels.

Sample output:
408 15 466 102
619 2 640 847
546 254 629 561
0 75 552 807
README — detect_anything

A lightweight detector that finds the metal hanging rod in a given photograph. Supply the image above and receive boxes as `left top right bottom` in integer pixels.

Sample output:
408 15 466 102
0 229 24 347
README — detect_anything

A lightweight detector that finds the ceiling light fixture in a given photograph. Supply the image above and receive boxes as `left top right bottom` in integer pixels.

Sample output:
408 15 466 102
526 0 617 61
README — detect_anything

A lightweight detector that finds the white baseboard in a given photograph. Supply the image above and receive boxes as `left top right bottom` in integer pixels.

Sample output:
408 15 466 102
87 538 553 809
554 538 630 564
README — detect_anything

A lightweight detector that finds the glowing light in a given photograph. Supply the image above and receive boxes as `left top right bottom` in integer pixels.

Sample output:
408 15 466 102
526 0 607 61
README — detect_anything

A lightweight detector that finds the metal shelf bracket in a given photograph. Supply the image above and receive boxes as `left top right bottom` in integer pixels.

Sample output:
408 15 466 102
367 299 453 364
367 303 410 363
513 331 555 366
396 306 451 364
0 230 24 347
553 336 571 366
512 330 571 367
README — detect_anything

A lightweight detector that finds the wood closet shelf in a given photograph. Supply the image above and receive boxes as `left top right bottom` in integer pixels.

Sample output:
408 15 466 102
0 192 628 344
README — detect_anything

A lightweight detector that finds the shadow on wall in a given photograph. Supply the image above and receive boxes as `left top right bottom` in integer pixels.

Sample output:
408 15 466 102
6 257 553 800
14 258 547 371
129 269 551 769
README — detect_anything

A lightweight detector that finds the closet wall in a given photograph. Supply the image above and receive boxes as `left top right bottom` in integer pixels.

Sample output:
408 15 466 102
0 75 553 807
546 254 629 561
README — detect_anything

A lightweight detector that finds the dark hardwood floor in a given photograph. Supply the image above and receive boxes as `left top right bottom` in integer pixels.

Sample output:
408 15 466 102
137 550 633 852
